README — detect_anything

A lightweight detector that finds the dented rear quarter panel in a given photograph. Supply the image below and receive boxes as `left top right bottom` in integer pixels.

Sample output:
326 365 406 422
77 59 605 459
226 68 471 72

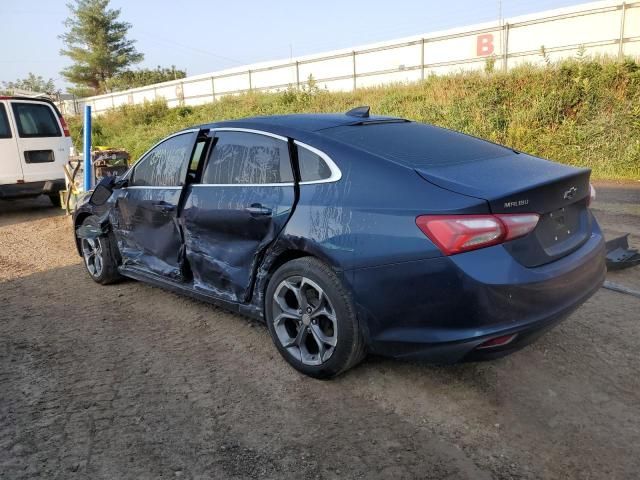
273 134 489 271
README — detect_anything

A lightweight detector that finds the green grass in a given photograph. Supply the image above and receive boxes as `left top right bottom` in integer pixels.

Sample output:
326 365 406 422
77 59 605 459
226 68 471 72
68 57 640 180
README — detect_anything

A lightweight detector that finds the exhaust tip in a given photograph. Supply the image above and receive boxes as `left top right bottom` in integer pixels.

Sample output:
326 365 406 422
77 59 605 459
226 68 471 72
476 333 518 350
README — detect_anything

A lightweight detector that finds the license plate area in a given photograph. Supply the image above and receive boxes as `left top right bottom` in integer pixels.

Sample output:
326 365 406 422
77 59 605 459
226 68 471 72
536 203 586 255
502 200 591 267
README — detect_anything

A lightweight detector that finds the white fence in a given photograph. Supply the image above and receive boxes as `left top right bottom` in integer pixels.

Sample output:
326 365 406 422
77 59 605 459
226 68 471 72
64 0 640 116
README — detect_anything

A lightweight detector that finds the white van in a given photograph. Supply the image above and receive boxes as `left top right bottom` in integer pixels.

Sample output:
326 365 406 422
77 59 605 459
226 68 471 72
0 96 72 206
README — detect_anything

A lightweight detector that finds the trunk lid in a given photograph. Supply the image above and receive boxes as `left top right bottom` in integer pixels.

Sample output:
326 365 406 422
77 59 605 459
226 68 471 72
415 153 593 267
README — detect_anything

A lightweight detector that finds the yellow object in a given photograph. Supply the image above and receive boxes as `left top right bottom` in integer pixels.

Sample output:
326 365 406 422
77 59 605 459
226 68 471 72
59 190 78 211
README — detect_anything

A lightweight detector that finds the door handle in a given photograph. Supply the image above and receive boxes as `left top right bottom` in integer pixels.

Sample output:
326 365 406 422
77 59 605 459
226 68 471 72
245 203 272 216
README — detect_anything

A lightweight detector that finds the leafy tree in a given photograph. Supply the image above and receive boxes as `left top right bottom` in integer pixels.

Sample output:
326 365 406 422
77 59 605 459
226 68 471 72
104 65 187 92
1 73 58 95
59 0 143 95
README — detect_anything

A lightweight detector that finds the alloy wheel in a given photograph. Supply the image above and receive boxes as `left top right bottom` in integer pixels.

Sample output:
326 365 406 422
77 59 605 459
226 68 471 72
272 276 338 366
81 238 104 278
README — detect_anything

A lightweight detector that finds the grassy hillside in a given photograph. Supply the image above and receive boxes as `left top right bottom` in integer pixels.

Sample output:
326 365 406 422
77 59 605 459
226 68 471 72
68 58 640 180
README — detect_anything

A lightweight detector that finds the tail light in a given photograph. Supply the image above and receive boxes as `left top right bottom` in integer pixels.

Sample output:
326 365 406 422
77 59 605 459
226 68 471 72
586 183 596 207
416 213 540 255
58 115 70 137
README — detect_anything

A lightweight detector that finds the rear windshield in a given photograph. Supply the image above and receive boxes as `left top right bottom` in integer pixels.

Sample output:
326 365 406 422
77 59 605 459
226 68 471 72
0 104 11 138
11 102 61 138
322 122 511 167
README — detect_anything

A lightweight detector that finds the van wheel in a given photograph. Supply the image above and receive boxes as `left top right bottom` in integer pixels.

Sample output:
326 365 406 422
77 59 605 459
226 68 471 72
265 257 366 379
79 216 122 285
48 194 62 208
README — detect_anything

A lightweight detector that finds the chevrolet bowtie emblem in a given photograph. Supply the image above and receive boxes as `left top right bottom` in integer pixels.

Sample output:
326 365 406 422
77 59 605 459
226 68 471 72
563 186 578 200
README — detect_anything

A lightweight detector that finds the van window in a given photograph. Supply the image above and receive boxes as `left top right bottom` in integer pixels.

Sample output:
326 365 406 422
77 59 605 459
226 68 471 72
202 131 293 185
0 104 11 138
11 102 61 138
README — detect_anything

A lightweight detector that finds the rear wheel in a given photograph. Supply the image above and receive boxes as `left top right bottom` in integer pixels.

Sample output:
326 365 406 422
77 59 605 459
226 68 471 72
79 216 122 285
265 257 366 379
48 193 62 208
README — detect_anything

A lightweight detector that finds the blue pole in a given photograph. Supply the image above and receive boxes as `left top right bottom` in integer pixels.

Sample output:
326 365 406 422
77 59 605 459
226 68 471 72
83 105 92 191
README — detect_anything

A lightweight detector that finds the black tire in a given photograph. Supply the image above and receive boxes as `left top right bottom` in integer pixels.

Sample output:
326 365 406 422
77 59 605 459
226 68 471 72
265 257 366 379
48 193 62 208
78 216 122 285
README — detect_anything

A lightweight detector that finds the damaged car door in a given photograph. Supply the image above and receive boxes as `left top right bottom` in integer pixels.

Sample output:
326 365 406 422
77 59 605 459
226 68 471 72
112 130 197 279
181 129 296 302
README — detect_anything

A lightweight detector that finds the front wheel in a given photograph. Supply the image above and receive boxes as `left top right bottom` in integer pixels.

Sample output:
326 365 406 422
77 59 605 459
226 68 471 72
265 257 366 379
79 216 122 285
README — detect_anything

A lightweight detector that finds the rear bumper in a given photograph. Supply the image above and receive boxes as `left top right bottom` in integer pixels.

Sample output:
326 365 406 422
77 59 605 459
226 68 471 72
351 222 606 362
0 179 65 199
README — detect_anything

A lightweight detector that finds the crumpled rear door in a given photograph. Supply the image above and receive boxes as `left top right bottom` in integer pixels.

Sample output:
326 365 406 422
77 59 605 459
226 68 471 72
180 129 296 302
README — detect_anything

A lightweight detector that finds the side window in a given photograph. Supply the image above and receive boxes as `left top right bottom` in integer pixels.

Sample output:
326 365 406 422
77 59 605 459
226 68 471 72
11 102 61 138
0 104 11 139
190 138 208 172
297 145 333 182
131 133 194 187
202 131 293 185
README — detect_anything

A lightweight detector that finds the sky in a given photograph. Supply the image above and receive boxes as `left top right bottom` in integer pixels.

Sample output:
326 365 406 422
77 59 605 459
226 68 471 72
0 0 595 90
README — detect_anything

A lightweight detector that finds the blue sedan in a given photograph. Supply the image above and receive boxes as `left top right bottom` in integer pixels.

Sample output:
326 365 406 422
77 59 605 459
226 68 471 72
73 107 605 378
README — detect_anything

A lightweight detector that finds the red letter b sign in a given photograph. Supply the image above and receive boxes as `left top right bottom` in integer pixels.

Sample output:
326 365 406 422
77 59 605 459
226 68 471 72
477 34 494 56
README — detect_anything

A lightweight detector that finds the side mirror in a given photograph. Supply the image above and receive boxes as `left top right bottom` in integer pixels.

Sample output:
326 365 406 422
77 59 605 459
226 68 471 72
113 177 129 189
88 175 122 206
89 184 114 206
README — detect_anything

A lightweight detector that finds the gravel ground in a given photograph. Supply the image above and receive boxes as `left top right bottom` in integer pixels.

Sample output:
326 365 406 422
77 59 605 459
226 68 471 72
1 183 639 480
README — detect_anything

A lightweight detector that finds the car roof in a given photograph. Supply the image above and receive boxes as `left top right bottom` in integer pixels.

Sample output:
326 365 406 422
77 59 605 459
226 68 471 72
193 112 408 135
0 95 55 103
0 96 63 115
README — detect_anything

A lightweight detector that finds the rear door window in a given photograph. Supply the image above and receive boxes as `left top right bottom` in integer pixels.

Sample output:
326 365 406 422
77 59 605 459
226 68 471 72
131 133 194 187
0 104 12 138
202 131 293 185
11 102 61 138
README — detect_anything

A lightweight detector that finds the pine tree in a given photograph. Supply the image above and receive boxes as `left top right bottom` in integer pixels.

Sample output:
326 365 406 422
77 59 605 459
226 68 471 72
59 0 143 95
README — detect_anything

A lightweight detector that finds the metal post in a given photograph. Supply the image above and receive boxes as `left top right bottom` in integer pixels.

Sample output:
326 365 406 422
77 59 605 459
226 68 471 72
619 2 627 59
295 61 300 89
248 70 252 91
83 105 92 191
421 38 425 81
352 51 357 91
503 23 510 72
211 77 216 101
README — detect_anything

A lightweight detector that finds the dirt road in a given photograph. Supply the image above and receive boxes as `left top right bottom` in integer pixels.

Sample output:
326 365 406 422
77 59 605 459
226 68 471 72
1 184 639 479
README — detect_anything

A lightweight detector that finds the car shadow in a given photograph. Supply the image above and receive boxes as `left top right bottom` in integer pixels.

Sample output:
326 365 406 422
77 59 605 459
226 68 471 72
2 261 639 479
0 196 65 228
